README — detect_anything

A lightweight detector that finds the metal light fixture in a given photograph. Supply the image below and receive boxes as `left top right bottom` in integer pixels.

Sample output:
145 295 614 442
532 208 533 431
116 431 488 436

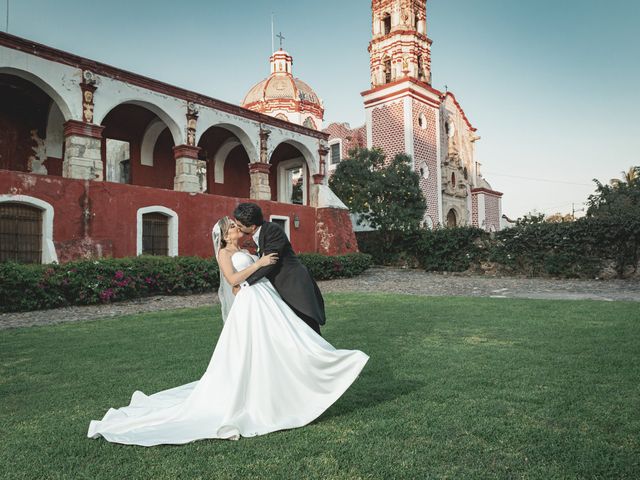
293 213 300 229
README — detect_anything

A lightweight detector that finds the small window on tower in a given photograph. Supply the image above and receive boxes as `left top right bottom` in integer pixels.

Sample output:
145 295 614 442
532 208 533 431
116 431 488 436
384 59 392 83
383 14 391 35
418 113 428 130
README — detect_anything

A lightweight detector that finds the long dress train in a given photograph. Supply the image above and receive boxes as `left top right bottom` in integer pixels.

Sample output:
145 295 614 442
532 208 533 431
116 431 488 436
87 251 369 446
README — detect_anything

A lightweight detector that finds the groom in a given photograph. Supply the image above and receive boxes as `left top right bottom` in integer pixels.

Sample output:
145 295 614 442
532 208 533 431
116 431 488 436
233 202 325 335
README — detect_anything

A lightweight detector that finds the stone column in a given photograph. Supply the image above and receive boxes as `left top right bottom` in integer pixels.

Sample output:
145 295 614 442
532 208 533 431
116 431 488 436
62 120 105 180
310 145 329 207
173 145 202 193
249 162 272 200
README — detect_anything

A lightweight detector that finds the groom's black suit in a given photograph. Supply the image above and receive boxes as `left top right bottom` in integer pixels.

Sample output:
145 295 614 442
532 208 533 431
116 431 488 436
245 221 325 334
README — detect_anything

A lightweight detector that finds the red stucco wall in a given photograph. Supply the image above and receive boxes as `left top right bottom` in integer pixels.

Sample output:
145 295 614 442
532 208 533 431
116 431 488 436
0 170 356 262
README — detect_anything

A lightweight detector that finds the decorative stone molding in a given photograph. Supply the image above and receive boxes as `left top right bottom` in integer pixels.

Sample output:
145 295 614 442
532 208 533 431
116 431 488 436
80 77 97 124
259 127 271 163
186 102 199 147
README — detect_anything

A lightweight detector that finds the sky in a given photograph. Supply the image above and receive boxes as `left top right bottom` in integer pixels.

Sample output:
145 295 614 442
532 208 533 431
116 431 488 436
4 0 639 218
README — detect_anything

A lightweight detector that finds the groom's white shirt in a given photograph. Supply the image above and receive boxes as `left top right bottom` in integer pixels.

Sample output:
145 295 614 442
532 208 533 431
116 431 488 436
240 226 262 289
252 226 262 251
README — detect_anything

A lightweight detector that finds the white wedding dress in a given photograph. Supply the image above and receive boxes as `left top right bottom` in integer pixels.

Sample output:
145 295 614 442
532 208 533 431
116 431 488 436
87 251 369 446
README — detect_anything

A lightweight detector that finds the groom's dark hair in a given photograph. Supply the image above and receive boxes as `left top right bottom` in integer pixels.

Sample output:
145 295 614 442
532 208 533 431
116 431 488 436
234 203 264 227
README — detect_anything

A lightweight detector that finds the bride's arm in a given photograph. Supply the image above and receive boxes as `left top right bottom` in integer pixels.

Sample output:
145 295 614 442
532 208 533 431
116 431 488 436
217 251 278 286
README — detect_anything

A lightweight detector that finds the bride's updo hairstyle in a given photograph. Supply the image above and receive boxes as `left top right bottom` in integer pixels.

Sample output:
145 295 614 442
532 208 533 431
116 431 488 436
216 216 232 249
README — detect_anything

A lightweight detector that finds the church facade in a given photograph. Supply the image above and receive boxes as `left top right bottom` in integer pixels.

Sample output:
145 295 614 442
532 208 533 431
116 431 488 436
325 0 503 231
0 33 355 264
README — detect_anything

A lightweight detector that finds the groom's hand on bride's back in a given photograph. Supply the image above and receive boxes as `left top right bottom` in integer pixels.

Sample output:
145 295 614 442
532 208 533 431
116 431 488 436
257 253 278 268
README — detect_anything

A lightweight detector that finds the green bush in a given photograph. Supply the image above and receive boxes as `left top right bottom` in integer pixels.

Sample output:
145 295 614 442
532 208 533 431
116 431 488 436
356 216 640 278
0 253 373 313
299 252 373 280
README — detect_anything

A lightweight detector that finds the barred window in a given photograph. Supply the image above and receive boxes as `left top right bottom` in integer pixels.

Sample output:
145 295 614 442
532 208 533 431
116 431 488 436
142 212 169 256
330 143 341 165
0 203 42 264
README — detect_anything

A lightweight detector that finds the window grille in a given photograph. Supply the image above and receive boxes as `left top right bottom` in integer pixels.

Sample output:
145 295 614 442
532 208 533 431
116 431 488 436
0 203 42 264
142 212 169 256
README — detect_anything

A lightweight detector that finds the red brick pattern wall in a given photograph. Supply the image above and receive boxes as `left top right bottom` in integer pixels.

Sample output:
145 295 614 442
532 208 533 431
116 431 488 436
412 99 439 225
484 193 501 232
372 101 405 163
324 123 366 159
471 194 479 227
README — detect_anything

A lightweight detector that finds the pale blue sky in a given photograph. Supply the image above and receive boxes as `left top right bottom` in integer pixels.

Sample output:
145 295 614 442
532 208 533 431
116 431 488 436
5 0 639 217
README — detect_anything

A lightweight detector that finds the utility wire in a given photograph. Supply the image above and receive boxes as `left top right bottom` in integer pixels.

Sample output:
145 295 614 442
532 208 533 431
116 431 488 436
483 171 593 187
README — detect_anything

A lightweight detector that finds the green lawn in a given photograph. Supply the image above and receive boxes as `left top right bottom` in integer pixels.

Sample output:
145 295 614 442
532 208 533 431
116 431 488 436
1 294 639 479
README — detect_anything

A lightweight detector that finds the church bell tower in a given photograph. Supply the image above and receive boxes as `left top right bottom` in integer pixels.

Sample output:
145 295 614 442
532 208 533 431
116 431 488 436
369 0 432 87
362 0 444 226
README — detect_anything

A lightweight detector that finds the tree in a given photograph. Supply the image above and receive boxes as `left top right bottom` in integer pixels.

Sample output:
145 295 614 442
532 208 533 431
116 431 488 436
329 147 427 232
587 166 640 217
546 212 575 223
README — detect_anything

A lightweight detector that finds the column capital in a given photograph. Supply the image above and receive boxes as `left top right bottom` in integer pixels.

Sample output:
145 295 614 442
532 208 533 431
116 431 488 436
312 174 325 185
248 162 272 174
173 145 201 159
63 120 104 139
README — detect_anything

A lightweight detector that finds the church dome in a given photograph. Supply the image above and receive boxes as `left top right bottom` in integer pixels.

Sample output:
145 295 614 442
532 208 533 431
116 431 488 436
241 50 324 130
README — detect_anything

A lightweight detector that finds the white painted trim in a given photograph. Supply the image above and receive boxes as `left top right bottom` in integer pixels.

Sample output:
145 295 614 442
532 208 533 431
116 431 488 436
45 102 64 160
269 215 291 239
328 138 343 170
140 120 167 167
403 96 414 168
213 138 241 183
0 195 58 263
435 107 443 225
136 206 179 257
277 157 307 206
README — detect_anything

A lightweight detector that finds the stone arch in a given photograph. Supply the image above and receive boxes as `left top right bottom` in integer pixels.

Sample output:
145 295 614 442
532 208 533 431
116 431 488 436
0 67 73 121
100 103 177 188
140 119 168 167
95 100 182 146
269 140 317 206
197 124 252 198
196 121 257 164
446 207 460 228
212 138 242 184
269 139 316 174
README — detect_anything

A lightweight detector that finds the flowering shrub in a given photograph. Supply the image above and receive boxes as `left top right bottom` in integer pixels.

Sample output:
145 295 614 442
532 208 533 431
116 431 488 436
0 253 372 313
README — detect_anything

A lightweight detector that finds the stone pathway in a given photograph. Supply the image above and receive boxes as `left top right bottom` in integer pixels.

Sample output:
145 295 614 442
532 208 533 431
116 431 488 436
2 267 639 329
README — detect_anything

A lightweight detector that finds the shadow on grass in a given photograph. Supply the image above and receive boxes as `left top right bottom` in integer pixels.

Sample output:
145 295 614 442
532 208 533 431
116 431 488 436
317 353 425 423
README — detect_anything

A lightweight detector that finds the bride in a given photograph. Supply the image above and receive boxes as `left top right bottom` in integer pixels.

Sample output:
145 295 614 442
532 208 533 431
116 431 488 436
87 216 369 446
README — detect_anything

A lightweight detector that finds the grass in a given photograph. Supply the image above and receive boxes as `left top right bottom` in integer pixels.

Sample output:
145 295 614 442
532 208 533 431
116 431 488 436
1 294 639 479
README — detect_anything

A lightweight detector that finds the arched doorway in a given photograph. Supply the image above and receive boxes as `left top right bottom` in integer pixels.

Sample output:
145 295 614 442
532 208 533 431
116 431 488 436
0 74 65 176
198 126 251 198
446 208 457 227
100 104 176 189
269 142 311 206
